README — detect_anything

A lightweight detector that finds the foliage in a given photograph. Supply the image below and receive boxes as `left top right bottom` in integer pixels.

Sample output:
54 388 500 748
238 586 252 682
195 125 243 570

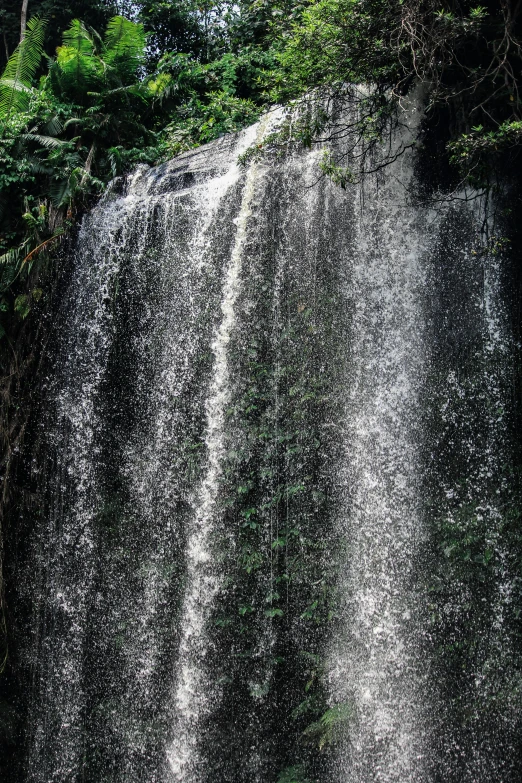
0 4 278 338
151 47 274 152
301 702 353 750
277 764 311 783
1 0 521 338
1 2 522 773
189 229 350 779
0 0 117 73
0 13 155 333
0 16 46 125
448 120 522 186
254 0 522 190
138 0 219 67
165 89 260 153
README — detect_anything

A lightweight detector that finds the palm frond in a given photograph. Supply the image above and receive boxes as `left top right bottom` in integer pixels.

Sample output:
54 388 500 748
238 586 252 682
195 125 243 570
0 16 46 122
99 83 149 102
56 20 99 89
61 18 94 53
42 115 63 136
24 155 54 174
49 178 71 208
0 78 35 116
107 146 122 177
21 228 64 267
0 78 33 95
0 235 30 268
63 117 84 128
103 16 146 83
21 133 67 149
301 702 353 750
0 246 22 267
1 16 46 87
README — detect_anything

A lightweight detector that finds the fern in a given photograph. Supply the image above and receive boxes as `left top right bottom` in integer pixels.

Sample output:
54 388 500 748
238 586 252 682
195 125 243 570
0 78 32 98
49 178 71 208
56 20 98 89
63 116 84 129
0 16 46 124
302 702 353 750
24 155 54 175
0 246 23 268
21 133 67 149
42 115 63 137
107 146 123 177
103 16 146 84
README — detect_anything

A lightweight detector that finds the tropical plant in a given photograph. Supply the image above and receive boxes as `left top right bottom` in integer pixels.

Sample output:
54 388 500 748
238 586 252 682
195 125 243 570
301 702 353 750
0 16 46 131
0 14 152 319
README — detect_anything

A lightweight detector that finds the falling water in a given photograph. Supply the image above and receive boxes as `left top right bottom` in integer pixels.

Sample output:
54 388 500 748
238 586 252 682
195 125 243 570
25 191 138 783
5 101 521 783
166 114 272 783
329 100 434 782
425 201 519 783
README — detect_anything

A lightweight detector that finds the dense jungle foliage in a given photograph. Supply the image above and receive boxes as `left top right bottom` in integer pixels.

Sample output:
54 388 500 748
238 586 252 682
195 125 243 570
1 1 522 781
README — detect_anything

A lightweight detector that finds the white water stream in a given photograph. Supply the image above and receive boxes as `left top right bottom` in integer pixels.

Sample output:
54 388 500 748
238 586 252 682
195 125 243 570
166 117 271 782
329 101 434 782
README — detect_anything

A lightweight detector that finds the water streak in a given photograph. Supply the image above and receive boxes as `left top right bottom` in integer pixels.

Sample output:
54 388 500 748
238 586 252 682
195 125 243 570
167 116 271 782
330 100 434 782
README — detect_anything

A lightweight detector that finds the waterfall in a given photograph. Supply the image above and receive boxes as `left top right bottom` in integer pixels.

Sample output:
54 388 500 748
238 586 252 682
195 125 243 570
166 114 271 783
7 105 520 783
329 103 432 782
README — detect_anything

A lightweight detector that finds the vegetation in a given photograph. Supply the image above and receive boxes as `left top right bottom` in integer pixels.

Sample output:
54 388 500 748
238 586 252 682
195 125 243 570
206 263 348 780
1 0 521 327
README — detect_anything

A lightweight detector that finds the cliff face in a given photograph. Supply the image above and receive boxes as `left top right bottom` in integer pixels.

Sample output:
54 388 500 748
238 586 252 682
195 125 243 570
1 107 522 783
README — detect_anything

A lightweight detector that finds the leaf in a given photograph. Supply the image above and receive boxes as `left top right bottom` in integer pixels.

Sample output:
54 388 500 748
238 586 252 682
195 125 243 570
24 155 54 175
0 78 33 96
42 115 63 136
56 20 98 89
21 133 67 149
103 16 146 84
264 607 284 618
14 294 30 319
300 600 319 620
49 179 70 207
302 702 353 750
0 245 23 267
0 16 46 122
21 229 64 267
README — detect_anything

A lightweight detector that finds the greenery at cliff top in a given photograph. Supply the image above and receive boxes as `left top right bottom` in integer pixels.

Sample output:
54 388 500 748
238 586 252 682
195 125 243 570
0 0 521 330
